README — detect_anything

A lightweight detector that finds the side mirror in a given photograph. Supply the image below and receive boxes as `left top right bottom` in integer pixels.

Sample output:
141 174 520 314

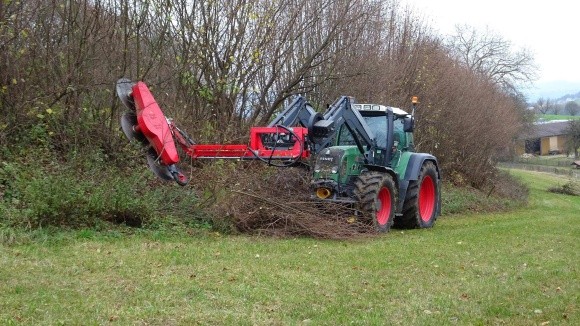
403 116 414 132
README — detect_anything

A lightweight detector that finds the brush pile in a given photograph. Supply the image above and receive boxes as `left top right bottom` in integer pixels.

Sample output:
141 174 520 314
189 161 377 239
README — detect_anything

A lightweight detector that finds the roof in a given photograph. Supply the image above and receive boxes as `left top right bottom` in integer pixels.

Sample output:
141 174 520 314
353 103 409 116
520 121 570 139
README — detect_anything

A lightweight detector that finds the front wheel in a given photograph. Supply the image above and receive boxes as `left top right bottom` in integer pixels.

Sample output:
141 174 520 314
353 171 397 232
396 161 439 229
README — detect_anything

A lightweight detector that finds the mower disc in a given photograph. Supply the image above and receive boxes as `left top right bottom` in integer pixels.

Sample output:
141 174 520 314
120 111 148 144
146 147 174 181
120 111 138 141
116 78 136 111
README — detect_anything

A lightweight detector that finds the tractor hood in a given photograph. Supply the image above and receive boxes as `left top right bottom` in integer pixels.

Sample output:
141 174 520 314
313 146 363 184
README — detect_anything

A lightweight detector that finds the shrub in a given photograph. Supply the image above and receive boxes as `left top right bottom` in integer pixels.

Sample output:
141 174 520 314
548 179 580 196
442 170 528 215
0 152 205 230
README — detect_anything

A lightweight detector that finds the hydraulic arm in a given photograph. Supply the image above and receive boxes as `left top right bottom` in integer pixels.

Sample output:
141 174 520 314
309 96 378 162
116 78 386 185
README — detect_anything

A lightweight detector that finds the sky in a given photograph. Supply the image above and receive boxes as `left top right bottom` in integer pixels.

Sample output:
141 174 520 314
399 0 580 99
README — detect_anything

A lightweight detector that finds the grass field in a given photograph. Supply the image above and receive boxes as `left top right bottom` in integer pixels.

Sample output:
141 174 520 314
1 170 578 325
538 114 580 121
511 154 577 168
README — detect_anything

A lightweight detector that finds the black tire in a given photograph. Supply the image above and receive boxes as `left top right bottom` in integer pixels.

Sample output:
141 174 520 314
396 161 439 229
353 171 397 232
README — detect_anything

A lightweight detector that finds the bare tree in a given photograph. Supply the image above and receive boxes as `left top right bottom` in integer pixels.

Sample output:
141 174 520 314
0 0 173 153
447 25 538 95
161 0 371 140
565 101 579 116
0 0 533 190
534 98 552 115
565 120 580 158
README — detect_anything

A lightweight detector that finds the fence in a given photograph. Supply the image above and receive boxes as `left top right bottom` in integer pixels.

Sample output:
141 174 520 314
512 156 574 167
500 162 580 179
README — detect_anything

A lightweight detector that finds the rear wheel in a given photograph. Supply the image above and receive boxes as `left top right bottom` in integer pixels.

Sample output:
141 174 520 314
396 161 439 228
354 171 397 232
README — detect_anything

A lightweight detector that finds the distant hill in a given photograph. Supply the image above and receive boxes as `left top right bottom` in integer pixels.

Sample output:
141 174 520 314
554 91 580 104
524 80 580 102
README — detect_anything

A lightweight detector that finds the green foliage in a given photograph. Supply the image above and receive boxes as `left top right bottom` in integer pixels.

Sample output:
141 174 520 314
512 155 574 167
0 161 20 203
2 150 531 234
0 151 206 230
442 185 521 215
442 170 528 215
548 179 580 196
537 114 580 121
20 167 151 228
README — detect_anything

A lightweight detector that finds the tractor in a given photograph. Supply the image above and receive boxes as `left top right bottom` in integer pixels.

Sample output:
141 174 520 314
116 78 441 232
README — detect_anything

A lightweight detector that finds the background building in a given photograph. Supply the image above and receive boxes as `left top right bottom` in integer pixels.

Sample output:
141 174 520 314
516 121 570 156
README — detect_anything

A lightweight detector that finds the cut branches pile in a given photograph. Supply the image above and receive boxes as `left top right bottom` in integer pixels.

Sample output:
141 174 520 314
190 162 377 239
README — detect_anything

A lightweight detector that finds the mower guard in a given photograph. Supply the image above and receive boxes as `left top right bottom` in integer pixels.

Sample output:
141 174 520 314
131 82 180 166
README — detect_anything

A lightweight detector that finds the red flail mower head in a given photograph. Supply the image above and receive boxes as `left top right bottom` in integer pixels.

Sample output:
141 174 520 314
117 78 310 186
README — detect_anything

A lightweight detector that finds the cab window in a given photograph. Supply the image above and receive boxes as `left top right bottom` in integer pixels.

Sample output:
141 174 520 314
337 115 388 149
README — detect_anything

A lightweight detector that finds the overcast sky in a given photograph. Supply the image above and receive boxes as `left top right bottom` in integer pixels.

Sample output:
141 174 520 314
399 0 578 86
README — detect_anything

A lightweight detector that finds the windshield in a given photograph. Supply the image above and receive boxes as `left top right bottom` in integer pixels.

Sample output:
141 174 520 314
337 115 387 148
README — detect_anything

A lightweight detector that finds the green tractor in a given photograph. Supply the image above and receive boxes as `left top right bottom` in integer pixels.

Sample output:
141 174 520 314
308 97 441 232
117 78 441 232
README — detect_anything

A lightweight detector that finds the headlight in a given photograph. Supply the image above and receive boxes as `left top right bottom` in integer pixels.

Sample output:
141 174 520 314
316 187 332 199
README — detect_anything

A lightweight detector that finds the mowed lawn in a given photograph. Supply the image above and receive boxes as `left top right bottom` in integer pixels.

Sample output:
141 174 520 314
0 170 578 325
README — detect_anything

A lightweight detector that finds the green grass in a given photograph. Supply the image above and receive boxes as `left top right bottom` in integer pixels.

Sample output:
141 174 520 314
0 170 578 325
511 154 577 168
538 114 580 121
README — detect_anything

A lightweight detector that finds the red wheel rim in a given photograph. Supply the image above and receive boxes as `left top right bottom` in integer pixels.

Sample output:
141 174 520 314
418 175 436 222
376 187 391 226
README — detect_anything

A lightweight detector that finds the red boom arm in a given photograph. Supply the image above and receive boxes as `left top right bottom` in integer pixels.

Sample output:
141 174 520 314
180 126 309 161
125 80 311 185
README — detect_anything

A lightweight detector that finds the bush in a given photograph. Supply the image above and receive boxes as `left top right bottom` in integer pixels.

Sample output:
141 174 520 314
20 169 151 228
442 170 528 215
0 152 205 230
1 145 531 236
548 179 580 196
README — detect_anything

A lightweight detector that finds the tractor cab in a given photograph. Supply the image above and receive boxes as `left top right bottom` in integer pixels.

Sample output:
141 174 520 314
336 103 415 167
